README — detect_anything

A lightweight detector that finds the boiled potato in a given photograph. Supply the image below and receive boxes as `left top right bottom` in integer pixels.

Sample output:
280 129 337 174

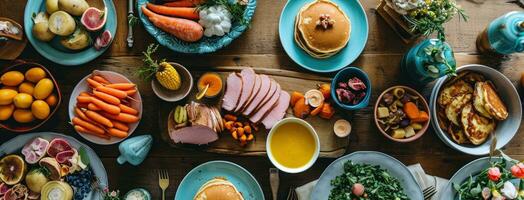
58 0 89 16
46 0 59 14
32 13 55 42
48 11 76 36
60 27 90 50
33 78 54 100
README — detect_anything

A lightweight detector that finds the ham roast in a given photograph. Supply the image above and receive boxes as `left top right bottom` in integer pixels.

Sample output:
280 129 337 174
234 68 256 112
169 102 222 145
242 74 262 111
169 125 218 145
242 75 271 116
250 84 282 123
222 73 243 111
262 91 291 129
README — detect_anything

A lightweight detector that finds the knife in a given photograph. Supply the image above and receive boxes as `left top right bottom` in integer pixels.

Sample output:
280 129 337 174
126 0 134 48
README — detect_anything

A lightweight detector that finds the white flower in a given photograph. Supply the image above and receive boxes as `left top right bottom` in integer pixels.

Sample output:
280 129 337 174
501 181 518 199
388 0 424 15
198 5 232 37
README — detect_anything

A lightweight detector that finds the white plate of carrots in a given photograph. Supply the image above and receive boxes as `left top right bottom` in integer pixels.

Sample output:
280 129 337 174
68 70 142 145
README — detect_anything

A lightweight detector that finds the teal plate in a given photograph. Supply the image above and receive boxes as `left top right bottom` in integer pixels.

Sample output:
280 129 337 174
138 0 256 54
175 160 264 200
23 0 117 66
279 0 369 73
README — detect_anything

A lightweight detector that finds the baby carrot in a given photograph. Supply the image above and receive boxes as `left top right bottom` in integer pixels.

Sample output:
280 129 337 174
119 104 138 115
111 120 129 132
102 112 140 123
125 89 137 96
92 75 110 84
91 97 121 115
96 86 128 99
75 107 95 124
84 109 114 128
106 83 136 90
86 78 103 88
107 128 128 138
74 125 110 140
76 96 92 104
77 103 88 109
72 117 105 135
88 103 101 111
79 92 91 97
93 90 120 105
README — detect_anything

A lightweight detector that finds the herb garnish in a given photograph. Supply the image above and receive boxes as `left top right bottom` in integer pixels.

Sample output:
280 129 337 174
197 0 249 26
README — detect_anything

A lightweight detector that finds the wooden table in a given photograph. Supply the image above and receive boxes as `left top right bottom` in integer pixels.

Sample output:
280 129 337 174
1 0 523 199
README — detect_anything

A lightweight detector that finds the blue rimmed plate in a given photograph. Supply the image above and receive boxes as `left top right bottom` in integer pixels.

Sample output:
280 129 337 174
23 0 117 66
0 132 108 200
175 160 264 200
138 0 256 54
279 0 369 73
311 151 423 200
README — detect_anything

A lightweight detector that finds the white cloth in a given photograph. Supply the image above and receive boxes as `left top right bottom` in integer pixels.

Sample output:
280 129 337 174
295 163 448 200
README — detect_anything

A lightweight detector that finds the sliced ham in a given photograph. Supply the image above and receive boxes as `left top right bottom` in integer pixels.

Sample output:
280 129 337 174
250 84 282 123
261 91 291 129
242 75 262 111
169 125 218 145
243 75 271 116
234 68 256 112
253 79 278 114
222 73 243 111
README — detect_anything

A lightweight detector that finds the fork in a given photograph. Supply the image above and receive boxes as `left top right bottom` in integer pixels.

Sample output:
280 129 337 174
286 186 298 200
158 169 170 200
423 185 437 200
269 168 279 200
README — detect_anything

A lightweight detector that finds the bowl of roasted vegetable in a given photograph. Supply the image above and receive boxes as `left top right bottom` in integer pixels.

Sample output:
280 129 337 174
374 86 430 142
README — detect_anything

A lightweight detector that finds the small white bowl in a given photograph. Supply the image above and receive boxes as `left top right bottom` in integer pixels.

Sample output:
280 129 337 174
266 118 320 173
68 70 143 145
151 62 193 102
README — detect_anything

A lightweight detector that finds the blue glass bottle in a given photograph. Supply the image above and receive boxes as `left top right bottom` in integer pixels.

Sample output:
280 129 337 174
400 39 456 85
477 11 524 55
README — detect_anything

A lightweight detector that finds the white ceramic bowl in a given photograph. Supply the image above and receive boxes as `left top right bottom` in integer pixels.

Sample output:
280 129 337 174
68 71 143 145
429 64 522 155
266 118 320 173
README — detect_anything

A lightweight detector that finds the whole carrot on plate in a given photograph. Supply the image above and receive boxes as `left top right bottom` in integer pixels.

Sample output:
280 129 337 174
163 0 203 7
146 3 199 20
74 125 110 140
141 6 204 42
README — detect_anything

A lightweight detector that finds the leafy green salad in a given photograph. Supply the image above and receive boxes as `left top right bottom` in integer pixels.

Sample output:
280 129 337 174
329 161 409 200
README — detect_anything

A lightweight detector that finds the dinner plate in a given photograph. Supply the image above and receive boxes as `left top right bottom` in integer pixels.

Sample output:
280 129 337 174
279 0 368 73
311 151 423 200
439 157 514 200
138 0 256 54
429 64 522 155
23 0 117 66
0 132 108 200
175 160 264 200
68 70 143 145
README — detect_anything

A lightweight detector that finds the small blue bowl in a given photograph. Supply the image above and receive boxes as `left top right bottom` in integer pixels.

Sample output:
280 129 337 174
331 67 371 110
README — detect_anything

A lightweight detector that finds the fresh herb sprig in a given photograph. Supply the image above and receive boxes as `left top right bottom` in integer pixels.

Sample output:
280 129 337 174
197 0 249 26
329 161 409 200
138 43 164 81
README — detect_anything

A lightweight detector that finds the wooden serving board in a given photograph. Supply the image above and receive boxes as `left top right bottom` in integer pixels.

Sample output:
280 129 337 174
159 66 349 158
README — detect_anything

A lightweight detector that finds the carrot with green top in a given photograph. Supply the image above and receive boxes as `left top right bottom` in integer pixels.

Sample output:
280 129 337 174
141 6 203 42
146 3 199 20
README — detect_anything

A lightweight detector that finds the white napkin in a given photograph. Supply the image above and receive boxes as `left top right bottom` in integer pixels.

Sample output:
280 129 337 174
295 163 448 200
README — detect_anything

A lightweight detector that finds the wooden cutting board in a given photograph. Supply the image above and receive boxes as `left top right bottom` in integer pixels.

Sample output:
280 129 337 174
159 66 349 158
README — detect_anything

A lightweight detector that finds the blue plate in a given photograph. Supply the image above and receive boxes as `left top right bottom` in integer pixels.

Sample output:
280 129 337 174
279 0 368 73
0 132 108 200
175 160 264 200
23 0 117 66
138 0 256 54
311 151 423 200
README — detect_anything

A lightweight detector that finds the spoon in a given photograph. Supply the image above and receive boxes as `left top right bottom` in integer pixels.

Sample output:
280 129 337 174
196 84 209 100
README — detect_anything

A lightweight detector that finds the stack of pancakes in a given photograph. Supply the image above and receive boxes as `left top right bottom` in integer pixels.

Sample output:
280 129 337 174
437 71 508 145
193 178 244 200
294 0 351 59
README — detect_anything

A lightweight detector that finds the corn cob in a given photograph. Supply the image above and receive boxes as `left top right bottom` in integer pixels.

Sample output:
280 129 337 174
156 62 181 90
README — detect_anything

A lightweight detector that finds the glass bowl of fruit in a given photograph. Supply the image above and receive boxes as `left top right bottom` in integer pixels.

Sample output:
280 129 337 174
374 86 430 142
